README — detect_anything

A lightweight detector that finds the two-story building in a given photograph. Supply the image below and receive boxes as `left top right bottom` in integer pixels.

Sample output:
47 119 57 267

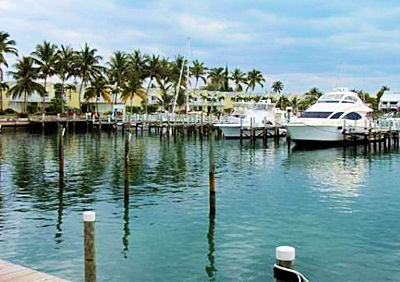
379 92 400 112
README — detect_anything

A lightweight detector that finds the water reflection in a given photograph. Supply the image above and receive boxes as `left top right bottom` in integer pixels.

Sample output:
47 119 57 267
123 134 131 257
286 148 367 211
206 134 216 280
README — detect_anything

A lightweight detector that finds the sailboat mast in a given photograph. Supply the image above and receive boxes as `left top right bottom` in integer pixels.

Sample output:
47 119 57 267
185 38 191 114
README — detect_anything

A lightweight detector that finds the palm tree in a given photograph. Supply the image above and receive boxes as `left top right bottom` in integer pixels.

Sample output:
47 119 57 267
121 71 145 120
272 81 284 94
305 87 323 103
0 31 18 82
230 68 245 94
128 49 148 79
156 57 173 112
84 75 112 115
276 95 289 110
207 67 225 90
289 96 300 114
8 57 46 112
55 45 74 113
0 32 18 111
107 51 129 116
376 85 390 104
246 69 265 94
74 43 103 110
144 54 161 114
0 81 8 112
31 41 58 114
190 60 207 90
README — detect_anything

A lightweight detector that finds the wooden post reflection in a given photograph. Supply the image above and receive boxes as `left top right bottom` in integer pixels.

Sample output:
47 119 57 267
123 133 131 256
56 126 65 243
206 131 216 279
59 126 65 177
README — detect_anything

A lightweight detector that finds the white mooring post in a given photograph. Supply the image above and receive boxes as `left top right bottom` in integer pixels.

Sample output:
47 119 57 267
83 211 96 282
276 246 295 269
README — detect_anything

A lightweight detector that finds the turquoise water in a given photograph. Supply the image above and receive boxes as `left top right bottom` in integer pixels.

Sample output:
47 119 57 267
0 131 399 281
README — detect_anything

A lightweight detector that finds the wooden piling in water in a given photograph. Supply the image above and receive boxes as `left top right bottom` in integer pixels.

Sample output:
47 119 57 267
59 126 65 177
83 211 96 282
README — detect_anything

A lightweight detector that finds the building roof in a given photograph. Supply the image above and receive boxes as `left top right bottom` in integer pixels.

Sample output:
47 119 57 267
380 92 400 102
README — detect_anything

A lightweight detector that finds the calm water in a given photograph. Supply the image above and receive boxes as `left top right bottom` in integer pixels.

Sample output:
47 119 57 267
0 130 399 281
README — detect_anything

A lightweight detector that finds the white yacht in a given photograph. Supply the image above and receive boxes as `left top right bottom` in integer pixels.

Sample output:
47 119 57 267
287 88 373 144
215 100 286 138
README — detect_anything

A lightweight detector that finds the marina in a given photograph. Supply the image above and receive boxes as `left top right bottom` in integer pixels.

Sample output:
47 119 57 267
2 1 400 280
0 130 400 281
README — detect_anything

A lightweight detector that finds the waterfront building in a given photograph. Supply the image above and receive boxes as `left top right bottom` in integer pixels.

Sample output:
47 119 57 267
379 92 400 112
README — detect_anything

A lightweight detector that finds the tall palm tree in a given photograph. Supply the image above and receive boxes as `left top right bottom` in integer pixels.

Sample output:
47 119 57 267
190 60 207 90
0 82 8 112
230 68 245 94
121 71 145 120
376 85 390 104
207 67 225 90
272 81 284 94
31 41 58 114
156 57 173 112
0 31 18 82
74 43 103 110
246 69 265 94
0 32 18 111
144 54 161 114
128 49 148 79
84 75 112 115
55 45 74 113
8 57 46 112
107 51 129 116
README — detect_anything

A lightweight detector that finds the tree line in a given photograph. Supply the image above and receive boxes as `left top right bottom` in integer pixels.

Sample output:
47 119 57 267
0 31 390 115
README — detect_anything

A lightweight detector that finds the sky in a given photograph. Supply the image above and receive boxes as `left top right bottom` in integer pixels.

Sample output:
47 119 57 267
1 0 400 94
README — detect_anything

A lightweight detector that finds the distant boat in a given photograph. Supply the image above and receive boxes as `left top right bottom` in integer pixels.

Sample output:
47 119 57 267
287 88 373 145
215 100 286 138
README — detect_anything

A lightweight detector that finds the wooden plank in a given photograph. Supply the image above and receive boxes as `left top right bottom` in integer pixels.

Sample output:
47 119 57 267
0 260 69 282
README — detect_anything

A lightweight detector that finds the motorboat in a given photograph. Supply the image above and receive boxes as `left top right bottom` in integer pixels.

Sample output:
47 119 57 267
215 100 286 138
287 88 373 145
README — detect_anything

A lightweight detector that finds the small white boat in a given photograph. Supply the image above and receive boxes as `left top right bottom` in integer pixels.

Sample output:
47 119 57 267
215 100 286 138
287 88 373 145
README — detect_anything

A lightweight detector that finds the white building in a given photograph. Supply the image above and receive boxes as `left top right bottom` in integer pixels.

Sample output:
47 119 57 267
379 92 400 111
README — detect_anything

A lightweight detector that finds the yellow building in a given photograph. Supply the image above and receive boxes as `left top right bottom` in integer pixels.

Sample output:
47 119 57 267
1 82 236 114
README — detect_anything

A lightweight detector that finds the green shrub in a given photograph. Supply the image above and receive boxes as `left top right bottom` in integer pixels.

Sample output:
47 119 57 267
17 112 29 118
4 108 15 114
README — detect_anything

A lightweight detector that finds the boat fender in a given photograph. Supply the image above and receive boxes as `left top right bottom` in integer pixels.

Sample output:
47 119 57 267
337 126 343 130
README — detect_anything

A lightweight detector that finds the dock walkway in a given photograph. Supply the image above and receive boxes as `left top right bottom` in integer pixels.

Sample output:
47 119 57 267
0 260 69 282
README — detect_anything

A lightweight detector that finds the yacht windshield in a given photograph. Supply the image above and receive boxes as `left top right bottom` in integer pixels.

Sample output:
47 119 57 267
319 93 344 101
300 112 333 118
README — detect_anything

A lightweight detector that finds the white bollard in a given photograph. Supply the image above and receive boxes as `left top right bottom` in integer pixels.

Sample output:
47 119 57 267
276 246 295 269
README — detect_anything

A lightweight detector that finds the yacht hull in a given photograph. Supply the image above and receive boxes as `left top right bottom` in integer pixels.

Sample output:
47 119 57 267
287 124 344 142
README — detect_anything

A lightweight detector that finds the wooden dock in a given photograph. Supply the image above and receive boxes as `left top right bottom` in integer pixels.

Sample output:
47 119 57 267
0 260 69 282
